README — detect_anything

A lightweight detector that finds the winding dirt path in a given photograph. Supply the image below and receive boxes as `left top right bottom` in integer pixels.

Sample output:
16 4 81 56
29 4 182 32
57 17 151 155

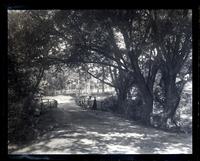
10 95 192 154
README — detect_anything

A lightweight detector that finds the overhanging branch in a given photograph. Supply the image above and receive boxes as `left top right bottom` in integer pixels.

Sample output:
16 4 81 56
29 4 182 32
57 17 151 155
83 69 116 88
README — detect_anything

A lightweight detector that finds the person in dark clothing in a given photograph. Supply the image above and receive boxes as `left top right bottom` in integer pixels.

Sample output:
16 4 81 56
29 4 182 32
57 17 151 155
92 97 97 110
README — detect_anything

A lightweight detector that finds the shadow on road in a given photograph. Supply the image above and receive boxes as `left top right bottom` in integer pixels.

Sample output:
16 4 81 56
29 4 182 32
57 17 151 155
10 95 192 154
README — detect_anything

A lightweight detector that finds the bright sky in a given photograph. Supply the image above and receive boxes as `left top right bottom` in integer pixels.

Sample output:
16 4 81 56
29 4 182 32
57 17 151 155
113 29 126 49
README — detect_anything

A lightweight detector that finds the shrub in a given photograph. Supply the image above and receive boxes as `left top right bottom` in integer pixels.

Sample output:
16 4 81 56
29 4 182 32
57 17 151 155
100 96 118 112
8 99 37 144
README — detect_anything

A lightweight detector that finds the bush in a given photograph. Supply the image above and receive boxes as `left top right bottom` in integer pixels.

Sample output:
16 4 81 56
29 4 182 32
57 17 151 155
120 97 143 121
8 99 37 144
99 96 118 112
7 95 55 144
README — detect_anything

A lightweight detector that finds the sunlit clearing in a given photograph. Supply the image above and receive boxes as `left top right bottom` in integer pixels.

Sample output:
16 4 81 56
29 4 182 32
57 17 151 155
85 131 144 139
80 139 95 145
47 138 73 147
154 144 191 154
43 95 73 104
106 144 139 153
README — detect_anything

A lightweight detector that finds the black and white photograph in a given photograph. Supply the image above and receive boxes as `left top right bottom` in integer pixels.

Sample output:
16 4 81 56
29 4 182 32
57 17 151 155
7 10 192 155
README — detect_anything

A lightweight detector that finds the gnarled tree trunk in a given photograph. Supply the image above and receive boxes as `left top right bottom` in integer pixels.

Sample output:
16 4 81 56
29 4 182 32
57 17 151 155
161 73 181 128
138 84 154 125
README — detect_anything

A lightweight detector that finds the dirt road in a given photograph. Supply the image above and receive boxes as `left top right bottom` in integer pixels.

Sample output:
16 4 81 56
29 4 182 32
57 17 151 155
10 95 192 154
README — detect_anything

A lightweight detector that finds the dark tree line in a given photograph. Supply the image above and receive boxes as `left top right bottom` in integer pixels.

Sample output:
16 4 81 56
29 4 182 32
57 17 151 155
8 10 192 142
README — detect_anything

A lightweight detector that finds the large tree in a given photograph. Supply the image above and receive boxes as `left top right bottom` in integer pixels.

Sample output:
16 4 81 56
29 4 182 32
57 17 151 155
8 10 61 142
152 10 192 127
53 10 161 124
8 10 192 129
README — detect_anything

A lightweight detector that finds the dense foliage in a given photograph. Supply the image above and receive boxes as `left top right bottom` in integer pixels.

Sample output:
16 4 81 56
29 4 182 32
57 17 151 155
8 10 192 143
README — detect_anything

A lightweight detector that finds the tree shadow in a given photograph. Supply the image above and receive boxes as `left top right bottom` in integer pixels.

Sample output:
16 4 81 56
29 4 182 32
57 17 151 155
10 99 192 154
10 107 191 154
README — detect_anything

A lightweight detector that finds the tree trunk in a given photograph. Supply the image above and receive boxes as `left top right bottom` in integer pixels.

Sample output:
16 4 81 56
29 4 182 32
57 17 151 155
161 75 181 128
140 89 154 125
116 87 128 114
102 66 105 93
134 73 154 125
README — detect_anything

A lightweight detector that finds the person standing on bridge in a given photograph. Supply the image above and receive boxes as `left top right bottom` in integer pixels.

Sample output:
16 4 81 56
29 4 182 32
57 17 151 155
92 97 97 110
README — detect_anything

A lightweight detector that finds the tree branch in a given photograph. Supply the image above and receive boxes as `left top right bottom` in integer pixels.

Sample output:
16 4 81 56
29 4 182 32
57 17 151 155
83 69 115 88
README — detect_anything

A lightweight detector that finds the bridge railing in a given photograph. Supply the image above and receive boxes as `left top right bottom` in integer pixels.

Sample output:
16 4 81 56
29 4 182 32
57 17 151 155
34 99 58 116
